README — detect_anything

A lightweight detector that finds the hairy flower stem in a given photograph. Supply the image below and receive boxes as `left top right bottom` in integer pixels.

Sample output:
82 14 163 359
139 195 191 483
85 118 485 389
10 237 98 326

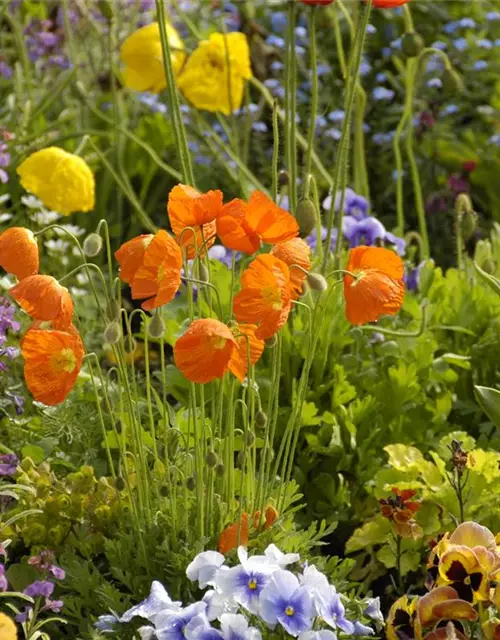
304 5 318 191
155 0 195 186
322 0 373 274
285 0 298 214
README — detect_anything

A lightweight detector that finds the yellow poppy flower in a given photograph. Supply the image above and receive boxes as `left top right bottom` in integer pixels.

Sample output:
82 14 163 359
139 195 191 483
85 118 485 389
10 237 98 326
177 32 252 115
120 21 185 93
17 147 95 216
0 613 17 640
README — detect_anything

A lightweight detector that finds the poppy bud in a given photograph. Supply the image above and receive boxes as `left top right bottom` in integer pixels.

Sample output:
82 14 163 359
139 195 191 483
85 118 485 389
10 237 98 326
106 300 121 322
481 259 497 274
198 263 210 283
115 476 125 491
160 485 169 497
237 451 246 466
239 1 255 20
442 68 463 94
104 321 122 345
83 232 103 257
278 170 289 187
98 0 114 20
402 32 424 58
245 430 256 446
460 209 477 242
296 198 318 238
186 475 196 491
215 462 225 477
307 272 328 291
148 314 165 339
205 451 218 468
265 335 277 348
255 410 268 428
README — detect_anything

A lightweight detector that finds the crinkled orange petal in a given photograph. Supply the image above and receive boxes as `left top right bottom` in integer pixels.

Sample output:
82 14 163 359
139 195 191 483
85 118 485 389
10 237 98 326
344 266 405 325
10 275 73 328
431 599 478 622
176 220 216 260
245 191 299 244
271 238 311 299
372 0 409 7
115 234 153 284
168 184 223 234
218 513 249 554
217 199 261 254
347 245 405 281
264 505 279 529
228 323 265 382
174 318 237 383
21 326 85 405
0 227 39 280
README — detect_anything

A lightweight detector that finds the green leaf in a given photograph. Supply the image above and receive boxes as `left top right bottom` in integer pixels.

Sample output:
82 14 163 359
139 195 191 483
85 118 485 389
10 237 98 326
440 354 472 370
345 516 392 553
474 262 500 297
475 386 500 429
21 444 45 465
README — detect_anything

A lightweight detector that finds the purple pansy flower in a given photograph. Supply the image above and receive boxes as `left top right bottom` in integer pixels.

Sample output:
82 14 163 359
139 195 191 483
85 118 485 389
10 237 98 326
154 601 207 640
259 570 313 637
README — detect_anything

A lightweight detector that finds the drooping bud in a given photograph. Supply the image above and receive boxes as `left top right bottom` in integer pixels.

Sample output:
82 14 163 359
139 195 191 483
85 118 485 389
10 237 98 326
265 335 277 348
402 32 424 58
442 68 463 94
106 300 121 322
83 232 103 257
295 198 318 238
237 451 246 466
245 430 256 446
460 209 477 242
205 451 218 468
98 0 114 20
255 410 268 428
198 263 210 283
104 321 122 345
115 476 125 491
278 171 289 187
186 475 196 491
307 272 328 291
148 314 166 339
215 463 225 477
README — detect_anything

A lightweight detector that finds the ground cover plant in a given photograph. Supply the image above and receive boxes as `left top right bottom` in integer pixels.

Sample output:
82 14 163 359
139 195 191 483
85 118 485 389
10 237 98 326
1 0 500 639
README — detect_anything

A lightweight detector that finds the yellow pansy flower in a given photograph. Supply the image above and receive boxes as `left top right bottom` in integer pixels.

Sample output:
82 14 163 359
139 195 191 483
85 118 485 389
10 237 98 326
0 613 17 640
17 147 95 216
177 32 252 115
120 21 185 93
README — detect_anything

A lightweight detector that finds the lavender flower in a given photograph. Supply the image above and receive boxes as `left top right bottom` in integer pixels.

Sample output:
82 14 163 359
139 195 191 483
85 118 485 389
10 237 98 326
0 454 18 476
28 550 65 580
24 580 55 598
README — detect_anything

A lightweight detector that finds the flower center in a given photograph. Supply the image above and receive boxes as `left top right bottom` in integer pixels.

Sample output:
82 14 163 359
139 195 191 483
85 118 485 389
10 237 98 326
350 270 366 286
51 348 76 374
248 578 257 590
211 335 227 350
261 286 282 310
285 606 295 617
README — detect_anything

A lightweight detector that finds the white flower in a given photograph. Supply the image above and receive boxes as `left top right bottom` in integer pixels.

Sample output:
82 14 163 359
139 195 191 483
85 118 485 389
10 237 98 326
45 239 70 252
138 626 156 640
187 551 225 589
22 195 43 209
299 632 337 640
220 613 262 640
30 210 60 224
120 581 182 625
54 223 86 236
299 565 330 609
264 544 300 568
202 587 238 621
0 213 12 223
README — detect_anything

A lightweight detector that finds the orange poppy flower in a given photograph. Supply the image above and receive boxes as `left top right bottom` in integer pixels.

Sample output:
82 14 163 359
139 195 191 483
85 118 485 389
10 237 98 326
21 325 85 405
343 246 405 325
167 184 223 258
270 237 311 299
174 318 237 383
217 191 299 254
218 513 249 554
233 254 292 340
10 275 74 330
371 0 409 7
0 227 39 280
228 323 265 383
129 230 183 311
115 234 153 284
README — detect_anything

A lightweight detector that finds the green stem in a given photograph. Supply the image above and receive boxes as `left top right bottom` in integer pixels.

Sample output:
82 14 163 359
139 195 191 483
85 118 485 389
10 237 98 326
304 5 318 190
287 0 298 214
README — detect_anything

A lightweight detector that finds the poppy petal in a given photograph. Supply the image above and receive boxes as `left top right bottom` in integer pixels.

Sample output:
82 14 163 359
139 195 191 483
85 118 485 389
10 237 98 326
217 199 261 254
271 238 311 299
115 234 154 284
10 275 73 328
246 191 299 244
0 227 39 280
228 323 265 383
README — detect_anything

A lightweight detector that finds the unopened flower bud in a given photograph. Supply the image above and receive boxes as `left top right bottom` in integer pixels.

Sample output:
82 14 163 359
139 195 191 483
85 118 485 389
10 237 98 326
83 232 103 257
148 314 165 339
104 321 122 345
115 476 125 491
245 430 256 446
186 475 196 491
307 272 328 292
198 263 210 283
205 451 218 468
237 451 246 466
295 198 318 238
160 485 169 497
278 170 289 187
481 258 497 274
239 1 255 21
98 0 114 20
265 335 277 348
255 410 268 428
442 68 463 94
215 463 225 477
402 32 424 58
460 209 477 242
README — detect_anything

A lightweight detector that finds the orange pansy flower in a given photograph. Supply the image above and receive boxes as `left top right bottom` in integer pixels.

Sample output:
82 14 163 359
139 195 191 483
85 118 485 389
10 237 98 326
233 254 292 340
218 513 249 554
270 237 311 299
174 318 237 383
0 227 39 280
343 246 405 325
21 325 85 405
228 323 265 383
130 230 183 311
217 191 299 254
167 184 223 258
115 234 153 284
10 275 74 330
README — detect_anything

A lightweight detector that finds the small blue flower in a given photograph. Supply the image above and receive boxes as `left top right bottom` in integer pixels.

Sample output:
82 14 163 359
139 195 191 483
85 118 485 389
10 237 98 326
385 231 406 256
382 47 392 57
441 104 459 116
315 115 327 129
431 40 447 51
453 37 468 51
295 26 307 39
443 22 458 34
375 72 387 83
359 59 371 76
266 35 285 48
366 24 377 34
353 621 375 636
270 61 284 72
316 63 331 76
252 122 268 133
390 37 402 49
473 60 488 71
487 11 500 21
489 134 500 145
259 570 313 637
271 12 287 33
327 109 345 123
459 17 476 28
372 87 395 101
477 38 493 49
427 78 442 89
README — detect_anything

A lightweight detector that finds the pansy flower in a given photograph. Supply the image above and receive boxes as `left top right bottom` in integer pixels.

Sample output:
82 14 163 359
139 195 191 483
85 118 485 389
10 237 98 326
217 191 299 254
168 184 223 259
174 318 237 383
259 569 313 636
228 324 265 383
270 238 311 300
21 325 85 405
233 255 292 340
386 595 417 640
10 275 74 330
438 545 489 603
0 227 39 280
415 585 477 638
343 246 405 325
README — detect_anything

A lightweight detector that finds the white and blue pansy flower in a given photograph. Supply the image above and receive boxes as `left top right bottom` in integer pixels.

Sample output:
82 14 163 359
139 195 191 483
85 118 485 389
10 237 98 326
220 613 262 640
259 569 313 637
186 551 225 589
120 581 182 625
155 601 207 640
317 586 355 635
264 544 300 568
298 631 337 640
